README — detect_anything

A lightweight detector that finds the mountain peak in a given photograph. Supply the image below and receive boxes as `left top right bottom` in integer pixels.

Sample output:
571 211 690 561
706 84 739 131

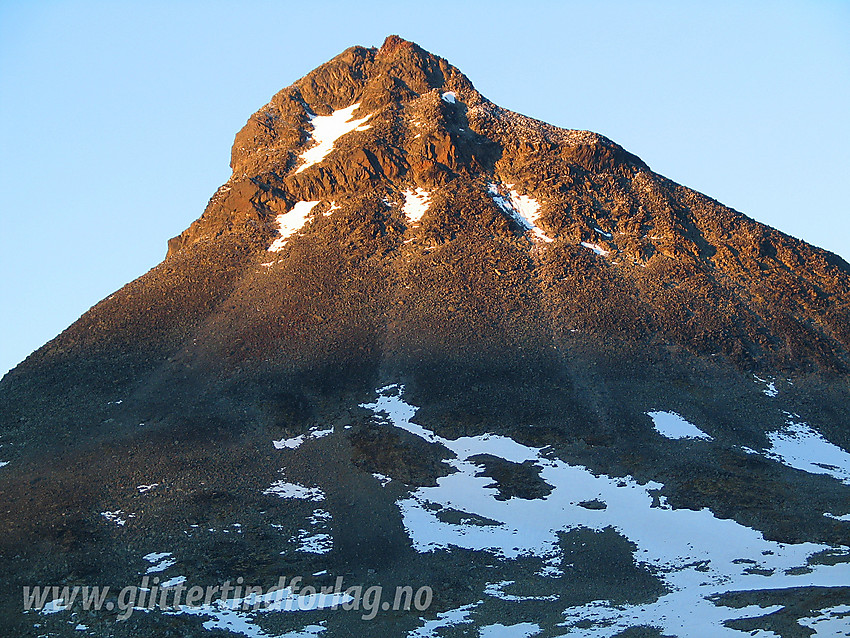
2 37 850 638
154 38 850 374
378 34 419 54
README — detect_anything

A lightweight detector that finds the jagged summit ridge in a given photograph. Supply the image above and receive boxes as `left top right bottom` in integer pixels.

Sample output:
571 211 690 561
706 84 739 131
168 36 637 256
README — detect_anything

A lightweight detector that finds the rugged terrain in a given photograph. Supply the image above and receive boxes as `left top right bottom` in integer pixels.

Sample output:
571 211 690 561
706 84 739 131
1 36 849 637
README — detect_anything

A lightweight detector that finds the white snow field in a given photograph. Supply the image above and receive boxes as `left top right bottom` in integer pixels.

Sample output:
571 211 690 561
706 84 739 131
647 411 713 440
488 183 552 242
268 201 320 251
295 103 372 174
361 384 850 637
402 188 431 223
758 413 850 485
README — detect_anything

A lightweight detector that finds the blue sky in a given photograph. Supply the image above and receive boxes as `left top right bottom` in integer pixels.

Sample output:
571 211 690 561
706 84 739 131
1 0 848 376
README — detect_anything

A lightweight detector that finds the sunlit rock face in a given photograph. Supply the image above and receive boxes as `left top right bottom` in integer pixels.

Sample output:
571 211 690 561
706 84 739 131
2 35 850 637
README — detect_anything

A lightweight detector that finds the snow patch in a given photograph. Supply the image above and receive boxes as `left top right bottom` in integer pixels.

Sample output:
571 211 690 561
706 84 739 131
488 183 552 243
753 375 779 397
101 510 134 526
160 576 186 589
483 580 557 602
40 599 70 614
291 508 333 554
273 435 305 450
441 92 457 104
581 241 611 257
479 622 541 638
324 201 340 217
268 201 320 251
647 411 713 440
263 481 325 501
144 552 176 573
402 188 431 223
296 531 333 554
137 483 159 493
825 512 850 522
273 427 333 450
165 586 337 638
295 103 372 174
310 509 332 522
761 415 850 485
409 601 480 637
143 551 172 562
798 604 850 636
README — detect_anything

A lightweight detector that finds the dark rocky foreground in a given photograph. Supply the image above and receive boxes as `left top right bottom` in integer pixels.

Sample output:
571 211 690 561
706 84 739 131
1 36 849 637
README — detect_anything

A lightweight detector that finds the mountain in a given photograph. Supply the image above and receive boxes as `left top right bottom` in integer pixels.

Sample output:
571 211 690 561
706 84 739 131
2 35 850 637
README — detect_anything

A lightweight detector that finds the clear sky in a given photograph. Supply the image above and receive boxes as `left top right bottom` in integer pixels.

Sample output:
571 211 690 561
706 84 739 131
1 0 848 376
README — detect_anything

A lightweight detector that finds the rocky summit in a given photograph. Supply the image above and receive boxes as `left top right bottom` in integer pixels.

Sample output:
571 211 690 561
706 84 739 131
2 36 850 637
